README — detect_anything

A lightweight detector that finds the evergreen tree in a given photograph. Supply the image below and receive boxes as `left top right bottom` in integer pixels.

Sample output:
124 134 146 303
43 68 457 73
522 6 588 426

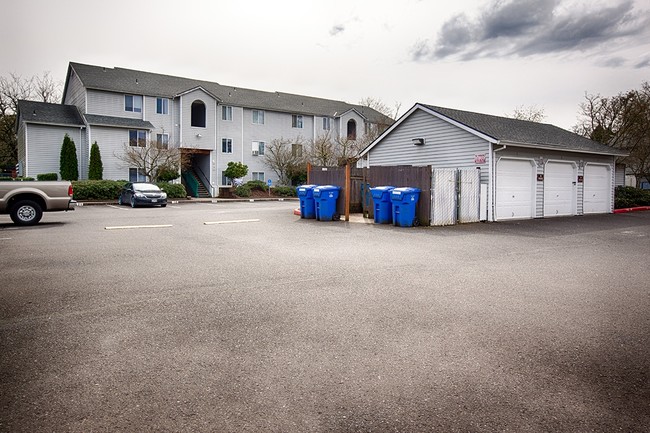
59 134 79 181
88 141 103 180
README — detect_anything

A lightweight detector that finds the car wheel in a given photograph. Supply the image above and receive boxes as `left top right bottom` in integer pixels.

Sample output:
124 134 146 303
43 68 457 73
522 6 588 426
161 204 167 208
130 196 136 208
10 199 43 226
118 195 123 206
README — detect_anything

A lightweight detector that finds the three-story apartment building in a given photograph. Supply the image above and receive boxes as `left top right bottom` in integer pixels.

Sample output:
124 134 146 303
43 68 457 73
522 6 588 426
17 62 391 196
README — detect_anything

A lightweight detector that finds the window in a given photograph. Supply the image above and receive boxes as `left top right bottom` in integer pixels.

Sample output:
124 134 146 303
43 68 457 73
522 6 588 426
252 172 265 181
191 100 206 127
292 114 303 128
156 133 169 149
222 106 233 121
129 168 147 182
129 130 147 147
222 138 233 153
125 95 142 113
347 119 357 140
156 98 169 114
252 110 265 124
252 141 265 155
292 143 303 157
221 171 232 186
322 117 330 130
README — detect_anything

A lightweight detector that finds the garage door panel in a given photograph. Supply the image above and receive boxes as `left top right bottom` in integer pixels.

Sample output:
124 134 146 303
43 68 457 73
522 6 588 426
496 159 535 220
584 164 611 214
544 162 576 217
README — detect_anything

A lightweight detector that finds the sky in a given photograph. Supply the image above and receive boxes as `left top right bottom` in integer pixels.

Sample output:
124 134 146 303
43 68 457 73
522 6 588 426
2 0 649 129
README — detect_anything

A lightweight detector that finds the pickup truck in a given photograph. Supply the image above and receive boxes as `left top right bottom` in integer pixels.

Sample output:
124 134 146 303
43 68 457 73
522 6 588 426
0 181 76 226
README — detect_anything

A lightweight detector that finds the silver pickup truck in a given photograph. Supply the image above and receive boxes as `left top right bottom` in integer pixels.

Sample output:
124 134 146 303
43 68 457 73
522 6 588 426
0 181 76 225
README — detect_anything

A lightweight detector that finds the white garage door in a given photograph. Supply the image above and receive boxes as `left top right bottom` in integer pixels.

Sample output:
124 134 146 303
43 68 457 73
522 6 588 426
544 162 576 217
496 158 535 220
583 164 611 214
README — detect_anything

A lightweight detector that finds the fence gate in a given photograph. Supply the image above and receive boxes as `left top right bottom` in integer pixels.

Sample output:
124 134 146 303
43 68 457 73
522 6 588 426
431 168 481 226
432 169 458 226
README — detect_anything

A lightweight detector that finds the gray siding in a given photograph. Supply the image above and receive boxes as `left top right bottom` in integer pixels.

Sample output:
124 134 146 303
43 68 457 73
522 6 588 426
615 163 625 187
64 69 86 113
87 89 142 119
91 126 136 181
145 96 176 146
368 109 490 183
180 89 216 151
24 124 85 179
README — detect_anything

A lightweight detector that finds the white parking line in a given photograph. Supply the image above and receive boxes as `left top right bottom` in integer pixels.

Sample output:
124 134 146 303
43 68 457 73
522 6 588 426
0 237 12 240
105 224 173 230
204 219 260 225
106 205 128 211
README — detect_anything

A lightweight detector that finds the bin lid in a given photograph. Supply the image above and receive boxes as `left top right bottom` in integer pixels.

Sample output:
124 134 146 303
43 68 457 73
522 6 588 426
392 187 421 194
297 184 318 191
369 186 395 192
313 185 340 192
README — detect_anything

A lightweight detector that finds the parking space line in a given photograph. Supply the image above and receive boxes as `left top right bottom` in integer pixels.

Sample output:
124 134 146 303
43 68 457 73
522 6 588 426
106 205 128 211
105 224 173 230
204 219 260 225
0 237 12 240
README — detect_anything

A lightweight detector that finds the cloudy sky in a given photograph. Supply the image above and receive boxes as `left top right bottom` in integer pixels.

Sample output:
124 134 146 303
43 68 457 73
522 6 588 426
3 0 649 129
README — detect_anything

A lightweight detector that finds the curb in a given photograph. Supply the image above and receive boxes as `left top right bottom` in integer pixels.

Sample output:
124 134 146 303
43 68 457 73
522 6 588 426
613 206 650 214
76 197 298 206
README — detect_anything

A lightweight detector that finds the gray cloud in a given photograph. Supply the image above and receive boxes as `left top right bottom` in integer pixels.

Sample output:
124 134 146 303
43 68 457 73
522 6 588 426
412 0 649 63
599 57 627 68
634 57 650 68
329 24 345 36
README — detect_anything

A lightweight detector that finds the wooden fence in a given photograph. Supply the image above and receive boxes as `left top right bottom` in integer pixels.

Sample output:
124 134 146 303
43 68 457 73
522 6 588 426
306 164 432 225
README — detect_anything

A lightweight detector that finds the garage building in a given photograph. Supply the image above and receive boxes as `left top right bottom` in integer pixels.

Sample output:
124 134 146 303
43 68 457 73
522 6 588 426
358 104 627 222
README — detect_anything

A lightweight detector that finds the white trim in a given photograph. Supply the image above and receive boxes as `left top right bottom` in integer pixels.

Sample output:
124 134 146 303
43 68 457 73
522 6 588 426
174 85 221 101
500 140 625 157
583 162 613 214
543 159 578 217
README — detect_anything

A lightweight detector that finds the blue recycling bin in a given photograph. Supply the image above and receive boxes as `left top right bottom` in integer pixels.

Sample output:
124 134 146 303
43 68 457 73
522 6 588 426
313 185 341 221
390 187 421 227
370 186 395 224
296 184 318 219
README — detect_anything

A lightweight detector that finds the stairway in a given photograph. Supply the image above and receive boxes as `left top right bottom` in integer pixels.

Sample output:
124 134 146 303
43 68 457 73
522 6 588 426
183 170 212 198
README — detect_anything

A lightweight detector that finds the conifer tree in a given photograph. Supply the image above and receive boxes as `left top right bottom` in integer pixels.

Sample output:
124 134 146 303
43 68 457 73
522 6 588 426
88 141 103 180
59 134 79 181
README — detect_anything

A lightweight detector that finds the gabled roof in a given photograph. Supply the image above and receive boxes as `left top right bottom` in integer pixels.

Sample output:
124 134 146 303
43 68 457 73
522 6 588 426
65 62 392 123
361 103 626 157
17 100 84 127
83 114 154 130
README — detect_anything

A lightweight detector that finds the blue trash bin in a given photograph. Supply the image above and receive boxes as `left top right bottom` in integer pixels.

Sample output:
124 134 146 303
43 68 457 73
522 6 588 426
390 187 421 227
313 185 341 221
370 186 395 224
296 184 318 219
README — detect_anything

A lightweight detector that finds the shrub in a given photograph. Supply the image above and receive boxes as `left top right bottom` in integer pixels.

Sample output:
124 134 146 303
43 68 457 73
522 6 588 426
12 177 35 181
223 161 248 181
59 134 79 181
72 180 127 200
234 185 251 197
88 142 103 180
156 182 186 198
37 173 58 181
615 186 650 208
156 165 179 182
245 180 267 191
272 186 296 197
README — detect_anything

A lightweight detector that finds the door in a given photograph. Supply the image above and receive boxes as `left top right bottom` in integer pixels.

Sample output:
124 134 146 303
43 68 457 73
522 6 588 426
496 158 535 220
544 161 576 217
583 164 611 214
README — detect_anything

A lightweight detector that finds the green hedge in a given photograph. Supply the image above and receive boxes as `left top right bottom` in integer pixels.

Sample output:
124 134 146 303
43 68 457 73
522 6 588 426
272 186 296 197
615 186 650 208
0 177 35 181
234 185 251 197
72 180 187 200
37 173 58 181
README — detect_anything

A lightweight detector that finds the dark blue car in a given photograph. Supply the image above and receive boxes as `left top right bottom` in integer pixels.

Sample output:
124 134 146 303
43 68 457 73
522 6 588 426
118 182 167 208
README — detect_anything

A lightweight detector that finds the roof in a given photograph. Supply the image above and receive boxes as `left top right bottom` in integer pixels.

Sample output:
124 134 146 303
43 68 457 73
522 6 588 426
17 100 84 127
65 62 392 124
83 114 154 130
361 103 626 157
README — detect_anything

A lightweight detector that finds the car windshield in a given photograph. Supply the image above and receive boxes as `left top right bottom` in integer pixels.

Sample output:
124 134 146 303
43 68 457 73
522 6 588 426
132 183 160 192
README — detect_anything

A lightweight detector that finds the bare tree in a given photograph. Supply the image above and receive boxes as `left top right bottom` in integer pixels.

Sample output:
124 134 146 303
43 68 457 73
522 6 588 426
115 140 186 182
264 137 306 185
574 82 650 187
358 96 401 120
508 105 546 122
309 133 337 166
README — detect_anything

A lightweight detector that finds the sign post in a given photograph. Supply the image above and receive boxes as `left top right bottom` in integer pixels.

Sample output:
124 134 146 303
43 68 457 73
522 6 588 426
267 178 272 197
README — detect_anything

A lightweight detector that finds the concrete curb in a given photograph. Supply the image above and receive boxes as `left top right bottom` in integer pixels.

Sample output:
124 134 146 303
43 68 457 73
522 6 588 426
75 197 298 206
613 206 650 214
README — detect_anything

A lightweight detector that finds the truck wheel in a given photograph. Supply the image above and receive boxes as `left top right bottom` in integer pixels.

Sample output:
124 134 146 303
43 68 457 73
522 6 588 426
10 200 43 226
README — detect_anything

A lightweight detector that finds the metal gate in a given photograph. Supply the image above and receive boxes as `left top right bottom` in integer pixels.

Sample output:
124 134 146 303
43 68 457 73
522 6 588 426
431 168 481 226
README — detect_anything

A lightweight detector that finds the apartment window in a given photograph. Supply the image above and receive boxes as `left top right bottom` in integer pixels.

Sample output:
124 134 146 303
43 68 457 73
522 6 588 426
347 119 357 140
222 138 233 153
129 168 147 182
322 117 331 130
191 100 206 127
252 172 265 181
222 106 233 121
125 95 142 113
129 130 147 147
252 141 265 156
156 98 169 114
292 114 303 128
221 171 232 186
292 143 303 157
252 110 265 124
156 133 169 149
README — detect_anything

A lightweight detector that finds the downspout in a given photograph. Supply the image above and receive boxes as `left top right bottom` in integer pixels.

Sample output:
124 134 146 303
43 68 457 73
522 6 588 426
491 143 507 221
80 126 85 180
241 108 244 164
179 96 183 146
213 102 218 196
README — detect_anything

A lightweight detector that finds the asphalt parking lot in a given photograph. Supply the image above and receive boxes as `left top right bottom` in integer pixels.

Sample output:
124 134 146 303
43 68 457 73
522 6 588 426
1 202 649 432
